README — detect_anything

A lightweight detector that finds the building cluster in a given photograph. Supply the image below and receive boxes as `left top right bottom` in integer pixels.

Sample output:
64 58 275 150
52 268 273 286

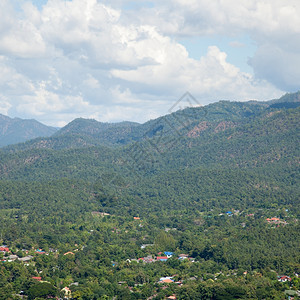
127 251 195 264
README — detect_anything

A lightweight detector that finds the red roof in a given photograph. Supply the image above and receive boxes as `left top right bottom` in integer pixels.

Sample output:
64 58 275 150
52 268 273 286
0 247 9 252
32 277 42 281
279 276 291 281
157 256 168 260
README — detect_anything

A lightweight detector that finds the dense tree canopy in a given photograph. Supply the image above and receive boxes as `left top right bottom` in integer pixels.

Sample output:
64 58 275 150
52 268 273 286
0 98 299 299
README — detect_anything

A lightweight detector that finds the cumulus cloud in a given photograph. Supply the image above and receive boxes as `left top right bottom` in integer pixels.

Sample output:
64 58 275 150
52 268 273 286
0 1 46 58
249 44 300 91
0 0 294 126
136 0 300 91
112 45 281 103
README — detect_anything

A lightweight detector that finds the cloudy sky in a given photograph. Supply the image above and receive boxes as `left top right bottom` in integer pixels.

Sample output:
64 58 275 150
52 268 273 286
0 0 299 127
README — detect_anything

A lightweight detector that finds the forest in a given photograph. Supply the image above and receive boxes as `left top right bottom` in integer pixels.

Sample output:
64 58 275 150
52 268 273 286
0 94 299 299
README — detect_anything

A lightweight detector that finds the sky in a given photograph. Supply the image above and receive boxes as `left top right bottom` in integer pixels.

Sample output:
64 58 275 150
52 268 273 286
0 0 299 127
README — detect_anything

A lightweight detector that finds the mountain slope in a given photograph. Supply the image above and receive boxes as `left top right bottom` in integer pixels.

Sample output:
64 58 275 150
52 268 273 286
0 92 299 216
0 114 58 147
0 104 298 215
1 100 271 152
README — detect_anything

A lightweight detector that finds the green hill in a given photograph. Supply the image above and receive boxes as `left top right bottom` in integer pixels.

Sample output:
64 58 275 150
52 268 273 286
0 93 299 216
0 114 58 147
0 92 299 300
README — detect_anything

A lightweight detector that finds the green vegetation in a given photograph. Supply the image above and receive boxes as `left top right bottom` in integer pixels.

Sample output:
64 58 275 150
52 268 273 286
0 114 57 147
0 93 299 299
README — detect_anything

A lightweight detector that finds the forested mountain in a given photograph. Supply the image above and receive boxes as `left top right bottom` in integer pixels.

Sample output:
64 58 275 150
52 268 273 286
0 114 58 147
0 94 299 211
0 92 299 299
3 91 299 152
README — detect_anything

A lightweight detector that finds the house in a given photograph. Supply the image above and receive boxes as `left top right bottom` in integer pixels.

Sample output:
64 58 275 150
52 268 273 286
32 277 42 281
159 277 174 284
64 251 75 256
70 282 79 286
140 244 154 249
61 287 72 299
19 255 33 262
133 217 140 220
143 255 155 263
91 211 110 217
278 275 291 282
164 252 173 258
35 249 45 254
157 256 168 262
178 254 189 260
0 246 9 253
8 254 19 261
266 217 280 223
167 295 176 300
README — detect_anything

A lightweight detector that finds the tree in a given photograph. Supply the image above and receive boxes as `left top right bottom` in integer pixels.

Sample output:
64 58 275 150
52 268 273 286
27 282 56 300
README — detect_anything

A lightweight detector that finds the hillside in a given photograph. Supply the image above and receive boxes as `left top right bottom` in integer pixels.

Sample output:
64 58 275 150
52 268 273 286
0 100 273 152
0 92 299 299
0 114 58 147
0 95 299 215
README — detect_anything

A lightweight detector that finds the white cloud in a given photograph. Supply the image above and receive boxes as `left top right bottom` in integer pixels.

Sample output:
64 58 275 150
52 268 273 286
229 41 245 48
0 1 46 58
135 0 300 91
112 45 281 103
0 0 294 127
83 74 101 89
249 44 300 91
0 94 12 115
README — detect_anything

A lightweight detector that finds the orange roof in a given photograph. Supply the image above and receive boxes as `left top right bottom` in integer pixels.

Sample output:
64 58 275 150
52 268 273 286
266 217 280 221
32 277 42 281
64 251 75 255
162 278 173 283
133 217 140 220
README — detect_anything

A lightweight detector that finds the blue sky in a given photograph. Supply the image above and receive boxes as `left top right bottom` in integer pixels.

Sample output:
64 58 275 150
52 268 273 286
29 0 47 9
31 0 256 73
178 35 256 74
0 0 299 126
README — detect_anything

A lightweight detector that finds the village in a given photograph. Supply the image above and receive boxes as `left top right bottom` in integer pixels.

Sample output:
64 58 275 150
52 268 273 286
1 240 298 300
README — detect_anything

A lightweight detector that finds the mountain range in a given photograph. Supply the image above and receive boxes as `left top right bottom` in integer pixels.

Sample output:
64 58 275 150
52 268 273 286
0 114 57 147
0 91 299 215
0 93 299 300
1 91 299 150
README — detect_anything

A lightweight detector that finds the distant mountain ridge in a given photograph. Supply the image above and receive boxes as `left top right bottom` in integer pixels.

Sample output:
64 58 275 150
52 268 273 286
0 114 58 147
1 91 299 149
0 91 299 215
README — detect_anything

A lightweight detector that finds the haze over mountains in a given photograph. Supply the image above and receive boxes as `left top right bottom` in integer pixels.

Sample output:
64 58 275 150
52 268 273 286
0 114 57 147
